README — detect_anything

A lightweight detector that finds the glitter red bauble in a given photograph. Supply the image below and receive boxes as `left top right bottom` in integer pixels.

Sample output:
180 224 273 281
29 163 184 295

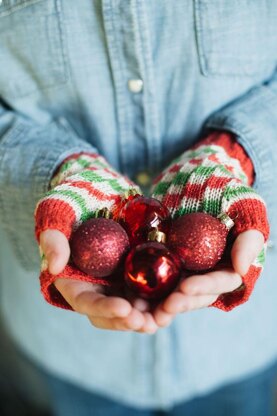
70 218 130 278
124 242 181 300
119 196 170 245
168 213 228 271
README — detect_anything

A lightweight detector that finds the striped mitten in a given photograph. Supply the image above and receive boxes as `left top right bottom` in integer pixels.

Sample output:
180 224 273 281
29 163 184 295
35 153 141 309
152 131 270 311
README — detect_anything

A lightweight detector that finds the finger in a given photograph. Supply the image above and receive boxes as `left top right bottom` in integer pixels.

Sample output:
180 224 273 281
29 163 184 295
231 230 264 276
89 309 145 331
153 307 174 328
162 293 218 314
132 298 151 312
54 278 132 318
40 229 70 275
135 312 159 334
179 269 242 296
154 291 185 319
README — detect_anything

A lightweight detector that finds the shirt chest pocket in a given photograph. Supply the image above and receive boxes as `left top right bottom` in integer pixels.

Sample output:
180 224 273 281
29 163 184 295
194 0 277 77
0 0 67 99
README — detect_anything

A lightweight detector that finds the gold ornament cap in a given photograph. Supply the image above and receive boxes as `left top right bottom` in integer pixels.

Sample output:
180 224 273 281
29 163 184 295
95 207 112 219
124 187 142 199
147 229 167 244
217 212 235 230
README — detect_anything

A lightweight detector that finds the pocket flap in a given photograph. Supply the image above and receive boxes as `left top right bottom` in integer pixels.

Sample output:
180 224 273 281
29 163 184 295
0 0 43 17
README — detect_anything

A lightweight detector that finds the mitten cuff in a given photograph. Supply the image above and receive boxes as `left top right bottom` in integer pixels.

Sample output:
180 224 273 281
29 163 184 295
227 196 270 242
221 181 270 242
211 262 264 311
35 197 76 242
40 265 111 310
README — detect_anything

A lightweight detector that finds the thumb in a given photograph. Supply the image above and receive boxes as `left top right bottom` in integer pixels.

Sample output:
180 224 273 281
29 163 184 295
40 229 70 275
231 230 264 276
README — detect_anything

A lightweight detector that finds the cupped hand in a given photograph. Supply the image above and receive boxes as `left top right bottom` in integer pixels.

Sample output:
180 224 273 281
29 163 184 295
153 230 264 327
40 229 264 330
40 229 158 334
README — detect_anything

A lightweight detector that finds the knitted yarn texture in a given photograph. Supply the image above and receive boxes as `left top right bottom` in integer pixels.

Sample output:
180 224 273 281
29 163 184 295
151 132 269 311
35 153 141 309
35 132 269 311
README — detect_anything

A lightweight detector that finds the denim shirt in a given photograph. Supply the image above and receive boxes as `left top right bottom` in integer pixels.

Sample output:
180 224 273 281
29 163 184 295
0 0 277 409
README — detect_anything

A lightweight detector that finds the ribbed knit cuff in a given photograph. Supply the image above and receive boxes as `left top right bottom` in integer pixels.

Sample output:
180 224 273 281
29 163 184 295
226 195 270 241
35 198 77 241
212 263 264 311
40 264 111 310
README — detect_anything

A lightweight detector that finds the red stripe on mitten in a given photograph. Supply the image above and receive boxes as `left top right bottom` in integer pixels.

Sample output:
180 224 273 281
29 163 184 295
152 131 269 311
35 153 140 309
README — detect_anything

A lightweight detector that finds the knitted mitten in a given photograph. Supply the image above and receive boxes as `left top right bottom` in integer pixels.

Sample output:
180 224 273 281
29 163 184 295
152 131 270 311
35 152 141 309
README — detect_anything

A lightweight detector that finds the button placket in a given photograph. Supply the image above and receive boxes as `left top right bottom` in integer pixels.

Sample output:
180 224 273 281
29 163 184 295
133 0 162 174
101 1 134 174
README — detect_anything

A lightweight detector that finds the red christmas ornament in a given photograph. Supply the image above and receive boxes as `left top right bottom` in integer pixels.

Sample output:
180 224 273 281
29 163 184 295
124 242 181 300
119 195 171 245
70 218 130 278
168 212 232 271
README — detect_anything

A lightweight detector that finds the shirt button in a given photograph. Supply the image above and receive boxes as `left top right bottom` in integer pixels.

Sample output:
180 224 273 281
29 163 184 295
136 171 151 187
128 79 143 93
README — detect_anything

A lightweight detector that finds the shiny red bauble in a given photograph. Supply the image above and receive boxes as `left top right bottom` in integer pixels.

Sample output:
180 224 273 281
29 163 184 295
119 195 170 245
124 242 181 300
168 213 228 271
70 218 130 278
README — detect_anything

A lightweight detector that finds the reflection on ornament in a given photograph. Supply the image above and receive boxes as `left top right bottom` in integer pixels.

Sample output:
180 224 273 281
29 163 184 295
119 195 170 245
125 242 181 300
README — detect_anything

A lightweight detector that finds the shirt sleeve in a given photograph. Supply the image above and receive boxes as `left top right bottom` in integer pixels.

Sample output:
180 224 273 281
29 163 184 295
204 68 277 223
0 103 98 270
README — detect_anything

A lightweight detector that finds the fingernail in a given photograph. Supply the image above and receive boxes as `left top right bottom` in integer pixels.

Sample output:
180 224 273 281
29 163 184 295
133 299 149 312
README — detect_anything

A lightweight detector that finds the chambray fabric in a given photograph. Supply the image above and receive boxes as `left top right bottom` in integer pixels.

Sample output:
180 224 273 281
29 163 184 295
42 361 277 416
0 0 277 410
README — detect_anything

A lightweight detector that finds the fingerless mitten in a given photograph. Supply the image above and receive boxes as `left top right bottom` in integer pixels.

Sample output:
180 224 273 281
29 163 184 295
35 153 140 309
152 131 269 311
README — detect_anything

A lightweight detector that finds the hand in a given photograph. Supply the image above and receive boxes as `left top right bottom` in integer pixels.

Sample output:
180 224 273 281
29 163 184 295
151 131 269 312
40 229 159 333
35 152 144 315
153 230 264 326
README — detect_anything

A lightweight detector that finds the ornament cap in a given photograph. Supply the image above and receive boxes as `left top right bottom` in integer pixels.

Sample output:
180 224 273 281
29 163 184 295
95 207 112 219
147 229 167 243
124 188 142 199
217 212 235 230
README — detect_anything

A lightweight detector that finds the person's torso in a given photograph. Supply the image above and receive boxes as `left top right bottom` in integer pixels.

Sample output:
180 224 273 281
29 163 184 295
1 0 277 409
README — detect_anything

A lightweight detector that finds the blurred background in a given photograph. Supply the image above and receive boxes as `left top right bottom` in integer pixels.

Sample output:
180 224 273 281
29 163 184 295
1 308 277 415
0 316 51 416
